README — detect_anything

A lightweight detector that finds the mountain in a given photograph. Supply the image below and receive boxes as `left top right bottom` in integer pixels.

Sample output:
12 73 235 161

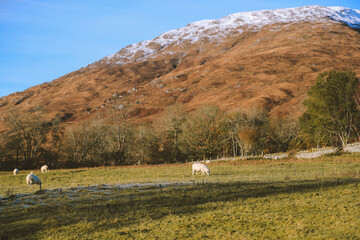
1 5 360 130
94 5 360 66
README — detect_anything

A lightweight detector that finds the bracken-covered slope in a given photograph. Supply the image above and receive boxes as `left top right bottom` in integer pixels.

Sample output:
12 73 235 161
1 5 360 130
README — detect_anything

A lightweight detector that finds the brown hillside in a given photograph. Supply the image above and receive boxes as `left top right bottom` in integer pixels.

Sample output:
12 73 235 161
0 21 360 131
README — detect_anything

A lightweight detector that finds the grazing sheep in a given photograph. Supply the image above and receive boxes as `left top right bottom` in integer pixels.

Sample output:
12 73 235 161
41 165 49 173
26 171 41 190
205 160 211 164
192 163 210 175
26 171 42 190
13 168 19 175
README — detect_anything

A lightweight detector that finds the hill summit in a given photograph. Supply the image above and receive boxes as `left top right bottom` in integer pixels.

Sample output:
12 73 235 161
94 5 360 66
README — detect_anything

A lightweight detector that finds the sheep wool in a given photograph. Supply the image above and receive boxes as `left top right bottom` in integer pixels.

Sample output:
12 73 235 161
41 165 49 173
26 171 42 190
192 163 210 175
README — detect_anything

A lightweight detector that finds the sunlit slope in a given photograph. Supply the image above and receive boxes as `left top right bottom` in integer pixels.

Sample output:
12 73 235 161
1 6 360 130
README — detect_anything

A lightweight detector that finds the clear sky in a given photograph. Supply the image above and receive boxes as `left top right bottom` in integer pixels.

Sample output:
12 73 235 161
1 0 360 97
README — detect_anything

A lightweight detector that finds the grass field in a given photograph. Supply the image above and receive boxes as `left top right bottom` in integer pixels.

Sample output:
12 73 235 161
1 154 360 239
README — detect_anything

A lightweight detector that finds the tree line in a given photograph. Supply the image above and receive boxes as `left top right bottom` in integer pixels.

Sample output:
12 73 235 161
0 70 359 170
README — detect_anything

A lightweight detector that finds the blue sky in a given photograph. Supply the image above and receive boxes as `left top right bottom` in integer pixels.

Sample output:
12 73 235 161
1 0 360 97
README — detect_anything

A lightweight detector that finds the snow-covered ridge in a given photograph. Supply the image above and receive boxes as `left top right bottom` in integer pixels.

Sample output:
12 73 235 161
99 5 360 65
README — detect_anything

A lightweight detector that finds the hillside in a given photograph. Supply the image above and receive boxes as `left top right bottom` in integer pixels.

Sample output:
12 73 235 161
1 5 360 130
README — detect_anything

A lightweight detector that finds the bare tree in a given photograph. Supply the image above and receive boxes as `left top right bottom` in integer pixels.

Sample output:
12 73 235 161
267 117 298 152
132 124 157 164
104 103 134 165
153 104 186 162
62 119 105 167
4 108 50 168
179 105 226 160
227 108 269 156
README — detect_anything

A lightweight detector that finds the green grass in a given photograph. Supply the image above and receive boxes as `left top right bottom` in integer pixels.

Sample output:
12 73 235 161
1 155 360 239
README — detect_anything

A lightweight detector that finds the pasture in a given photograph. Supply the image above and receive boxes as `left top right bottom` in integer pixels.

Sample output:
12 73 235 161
1 155 360 239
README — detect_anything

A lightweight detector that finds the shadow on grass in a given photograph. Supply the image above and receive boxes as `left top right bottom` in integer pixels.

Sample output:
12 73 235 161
2 177 360 239
59 169 86 175
206 173 232 176
34 190 46 195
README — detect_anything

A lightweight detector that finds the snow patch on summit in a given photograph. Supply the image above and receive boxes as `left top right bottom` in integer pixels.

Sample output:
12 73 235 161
98 5 360 66
328 7 360 28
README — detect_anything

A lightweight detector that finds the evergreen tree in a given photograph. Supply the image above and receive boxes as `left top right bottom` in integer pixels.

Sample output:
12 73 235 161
299 70 359 147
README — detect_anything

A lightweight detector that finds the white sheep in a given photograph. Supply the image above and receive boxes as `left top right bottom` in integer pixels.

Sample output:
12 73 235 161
41 165 49 173
13 168 19 175
192 163 210 175
205 160 211 164
26 171 42 190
